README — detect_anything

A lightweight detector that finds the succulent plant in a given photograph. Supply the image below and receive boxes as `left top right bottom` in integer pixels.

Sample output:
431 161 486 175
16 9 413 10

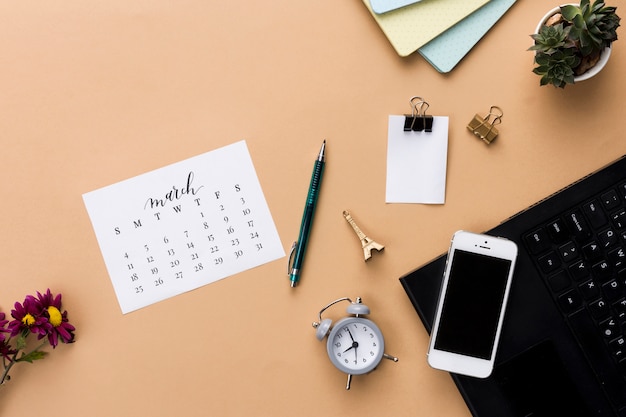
529 24 576 54
530 0 620 88
562 0 620 56
532 48 581 88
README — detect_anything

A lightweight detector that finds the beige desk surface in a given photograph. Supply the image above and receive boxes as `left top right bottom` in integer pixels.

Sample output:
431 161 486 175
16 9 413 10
1 1 624 416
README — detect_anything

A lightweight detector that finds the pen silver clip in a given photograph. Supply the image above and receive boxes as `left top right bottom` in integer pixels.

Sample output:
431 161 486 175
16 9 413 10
287 241 297 274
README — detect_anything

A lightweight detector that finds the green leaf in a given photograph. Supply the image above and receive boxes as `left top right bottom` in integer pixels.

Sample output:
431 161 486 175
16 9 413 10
16 350 48 363
591 1 606 14
572 14 586 30
561 5 580 20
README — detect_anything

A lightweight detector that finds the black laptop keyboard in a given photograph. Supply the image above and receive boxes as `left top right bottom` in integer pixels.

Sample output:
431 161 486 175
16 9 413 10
524 182 626 411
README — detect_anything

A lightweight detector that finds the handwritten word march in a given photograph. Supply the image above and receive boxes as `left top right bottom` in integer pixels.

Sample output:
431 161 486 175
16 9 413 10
144 171 205 210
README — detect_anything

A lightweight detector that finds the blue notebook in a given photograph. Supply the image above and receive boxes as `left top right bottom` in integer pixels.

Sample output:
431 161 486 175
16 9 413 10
370 0 423 14
418 0 517 73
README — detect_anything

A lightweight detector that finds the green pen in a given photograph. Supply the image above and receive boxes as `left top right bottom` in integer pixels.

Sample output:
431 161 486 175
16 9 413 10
288 140 326 288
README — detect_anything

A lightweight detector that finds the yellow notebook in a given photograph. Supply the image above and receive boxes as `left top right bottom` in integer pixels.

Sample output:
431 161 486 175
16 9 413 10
363 0 491 57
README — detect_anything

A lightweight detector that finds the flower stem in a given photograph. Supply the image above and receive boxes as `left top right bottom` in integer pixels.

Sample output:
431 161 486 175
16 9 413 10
1 351 18 386
1 340 49 385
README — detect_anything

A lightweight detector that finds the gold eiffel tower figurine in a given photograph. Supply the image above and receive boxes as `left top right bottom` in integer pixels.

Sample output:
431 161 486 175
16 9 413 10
343 210 385 261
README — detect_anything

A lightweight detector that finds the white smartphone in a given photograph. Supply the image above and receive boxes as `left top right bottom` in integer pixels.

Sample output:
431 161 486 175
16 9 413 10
427 230 518 378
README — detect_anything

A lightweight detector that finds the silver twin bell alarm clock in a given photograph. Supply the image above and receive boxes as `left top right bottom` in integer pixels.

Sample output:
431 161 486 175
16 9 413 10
312 296 398 390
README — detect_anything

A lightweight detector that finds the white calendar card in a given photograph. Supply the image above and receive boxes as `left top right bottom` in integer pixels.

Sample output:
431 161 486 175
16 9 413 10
83 140 285 314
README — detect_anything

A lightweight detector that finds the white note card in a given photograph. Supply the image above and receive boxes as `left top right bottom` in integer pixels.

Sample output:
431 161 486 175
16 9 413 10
385 115 448 204
83 140 285 314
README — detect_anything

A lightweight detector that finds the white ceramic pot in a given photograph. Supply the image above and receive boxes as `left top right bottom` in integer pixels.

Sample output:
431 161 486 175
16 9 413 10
535 4 612 82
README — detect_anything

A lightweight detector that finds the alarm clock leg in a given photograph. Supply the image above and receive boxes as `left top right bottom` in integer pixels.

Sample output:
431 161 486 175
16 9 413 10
383 353 399 362
345 374 353 390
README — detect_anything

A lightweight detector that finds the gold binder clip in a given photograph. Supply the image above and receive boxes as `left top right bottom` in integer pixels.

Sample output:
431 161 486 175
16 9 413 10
467 106 503 144
404 96 434 132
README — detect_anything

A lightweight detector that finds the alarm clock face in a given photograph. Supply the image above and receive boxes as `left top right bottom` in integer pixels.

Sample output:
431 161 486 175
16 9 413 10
327 317 385 375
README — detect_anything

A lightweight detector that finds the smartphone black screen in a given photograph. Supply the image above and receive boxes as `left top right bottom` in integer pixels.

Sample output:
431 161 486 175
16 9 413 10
434 249 513 360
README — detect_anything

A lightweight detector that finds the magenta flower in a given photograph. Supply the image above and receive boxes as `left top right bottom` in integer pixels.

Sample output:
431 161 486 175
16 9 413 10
1 289 76 386
8 297 50 339
0 339 17 361
34 289 75 348
0 311 16 361
0 312 9 335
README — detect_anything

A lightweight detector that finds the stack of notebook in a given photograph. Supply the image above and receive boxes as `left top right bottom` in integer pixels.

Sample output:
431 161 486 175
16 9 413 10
363 0 517 73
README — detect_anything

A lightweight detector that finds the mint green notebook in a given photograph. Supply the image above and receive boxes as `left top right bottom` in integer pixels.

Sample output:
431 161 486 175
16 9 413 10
418 0 517 73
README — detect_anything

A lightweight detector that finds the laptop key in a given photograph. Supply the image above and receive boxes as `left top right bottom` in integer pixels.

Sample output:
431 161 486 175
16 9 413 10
592 260 613 283
589 298 610 319
608 247 625 269
602 279 622 301
599 317 619 339
580 280 600 300
583 200 608 228
565 210 591 241
548 270 571 292
569 260 590 281
538 251 561 274
613 209 626 230
614 299 626 323
525 228 551 255
610 336 625 359
599 228 619 249
583 241 603 261
547 218 569 243
558 241 578 262
559 289 583 314
602 189 621 211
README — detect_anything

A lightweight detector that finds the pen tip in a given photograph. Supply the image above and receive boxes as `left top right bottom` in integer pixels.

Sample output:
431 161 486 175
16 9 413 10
318 141 326 161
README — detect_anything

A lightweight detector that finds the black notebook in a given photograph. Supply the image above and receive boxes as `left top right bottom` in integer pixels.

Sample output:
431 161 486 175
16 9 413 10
400 155 626 417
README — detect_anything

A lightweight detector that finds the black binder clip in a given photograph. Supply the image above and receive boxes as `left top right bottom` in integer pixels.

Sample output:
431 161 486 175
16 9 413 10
467 106 503 144
403 96 434 132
